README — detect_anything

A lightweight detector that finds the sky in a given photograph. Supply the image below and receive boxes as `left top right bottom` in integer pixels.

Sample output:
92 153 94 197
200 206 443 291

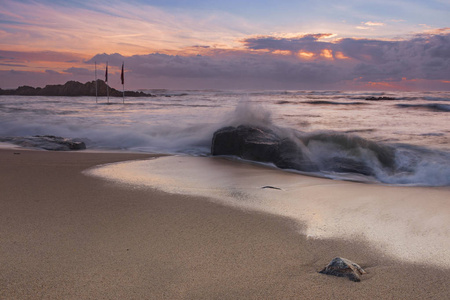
0 0 449 90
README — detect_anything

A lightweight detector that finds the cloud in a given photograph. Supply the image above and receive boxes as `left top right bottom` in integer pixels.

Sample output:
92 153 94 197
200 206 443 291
0 62 27 67
45 69 60 75
239 31 450 83
0 50 85 63
0 0 252 55
242 34 334 53
1 31 449 90
364 21 384 26
356 21 385 31
82 50 350 90
84 30 449 89
63 67 92 76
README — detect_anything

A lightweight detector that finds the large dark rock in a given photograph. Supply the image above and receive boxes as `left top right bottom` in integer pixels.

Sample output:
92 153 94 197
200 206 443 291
211 126 278 161
211 125 317 172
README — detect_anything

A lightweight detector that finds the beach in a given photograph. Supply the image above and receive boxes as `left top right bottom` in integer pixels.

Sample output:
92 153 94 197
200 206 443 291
1 148 449 299
2 0 449 298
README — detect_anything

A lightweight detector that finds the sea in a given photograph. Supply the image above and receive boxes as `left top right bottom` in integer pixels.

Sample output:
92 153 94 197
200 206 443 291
1 90 449 186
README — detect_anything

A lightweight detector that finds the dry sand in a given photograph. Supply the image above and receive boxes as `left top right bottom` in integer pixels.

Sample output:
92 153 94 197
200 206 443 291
1 148 449 299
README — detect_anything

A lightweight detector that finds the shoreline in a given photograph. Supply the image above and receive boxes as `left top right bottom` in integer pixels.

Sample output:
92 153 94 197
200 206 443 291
88 155 450 268
1 148 449 299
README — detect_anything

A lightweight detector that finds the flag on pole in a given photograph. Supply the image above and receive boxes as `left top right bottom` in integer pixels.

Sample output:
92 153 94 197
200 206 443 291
121 62 124 85
105 62 108 82
105 62 109 103
95 61 98 103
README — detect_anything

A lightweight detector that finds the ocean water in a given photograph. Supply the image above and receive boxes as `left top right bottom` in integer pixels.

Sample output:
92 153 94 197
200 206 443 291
1 90 449 186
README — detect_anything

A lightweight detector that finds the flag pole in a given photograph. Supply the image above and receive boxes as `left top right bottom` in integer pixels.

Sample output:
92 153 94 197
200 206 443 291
121 62 125 104
105 61 109 104
95 61 98 103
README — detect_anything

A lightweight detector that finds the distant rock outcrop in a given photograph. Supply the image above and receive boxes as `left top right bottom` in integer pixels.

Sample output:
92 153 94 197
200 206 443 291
319 257 366 282
365 96 396 101
0 80 152 97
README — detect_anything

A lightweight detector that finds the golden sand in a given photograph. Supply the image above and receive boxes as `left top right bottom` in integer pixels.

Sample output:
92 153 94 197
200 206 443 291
1 149 449 299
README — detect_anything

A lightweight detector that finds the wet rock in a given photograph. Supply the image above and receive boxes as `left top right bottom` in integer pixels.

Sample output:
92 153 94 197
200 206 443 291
0 135 86 151
35 135 86 150
211 125 317 172
211 125 280 162
319 257 366 282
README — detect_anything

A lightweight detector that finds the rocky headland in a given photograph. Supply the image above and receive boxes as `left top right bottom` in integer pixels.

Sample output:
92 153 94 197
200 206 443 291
0 80 152 97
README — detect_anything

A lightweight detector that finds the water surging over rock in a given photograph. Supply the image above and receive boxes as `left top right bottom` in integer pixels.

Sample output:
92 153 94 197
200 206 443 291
211 125 396 178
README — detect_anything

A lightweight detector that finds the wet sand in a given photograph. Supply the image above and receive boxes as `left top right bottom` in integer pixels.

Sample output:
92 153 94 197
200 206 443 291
1 148 449 299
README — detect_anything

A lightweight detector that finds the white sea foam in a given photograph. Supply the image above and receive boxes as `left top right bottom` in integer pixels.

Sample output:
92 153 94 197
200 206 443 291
1 91 449 185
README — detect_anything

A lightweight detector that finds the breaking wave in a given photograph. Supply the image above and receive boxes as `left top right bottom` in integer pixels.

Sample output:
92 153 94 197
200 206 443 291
396 103 450 112
1 94 449 186
216 100 450 186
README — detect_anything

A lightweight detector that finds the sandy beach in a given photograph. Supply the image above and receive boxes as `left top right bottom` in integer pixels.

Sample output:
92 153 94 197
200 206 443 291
1 148 450 299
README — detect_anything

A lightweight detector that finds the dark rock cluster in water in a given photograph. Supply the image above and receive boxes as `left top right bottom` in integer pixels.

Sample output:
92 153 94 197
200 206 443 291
0 135 86 151
365 96 396 101
211 125 396 177
319 257 366 282
0 80 152 97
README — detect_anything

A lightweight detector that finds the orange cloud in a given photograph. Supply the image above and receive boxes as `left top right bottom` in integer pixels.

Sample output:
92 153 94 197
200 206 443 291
297 51 315 59
365 21 384 26
368 81 397 88
320 49 333 59
335 52 350 59
272 50 292 55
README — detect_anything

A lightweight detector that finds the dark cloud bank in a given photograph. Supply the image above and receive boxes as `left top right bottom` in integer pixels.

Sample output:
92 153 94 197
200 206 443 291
87 31 449 90
1 31 449 90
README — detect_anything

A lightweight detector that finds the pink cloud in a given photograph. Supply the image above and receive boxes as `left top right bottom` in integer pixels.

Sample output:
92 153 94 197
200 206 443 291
0 0 251 55
0 50 86 63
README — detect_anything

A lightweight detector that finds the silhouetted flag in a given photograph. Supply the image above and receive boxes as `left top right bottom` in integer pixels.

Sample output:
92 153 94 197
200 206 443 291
105 62 108 82
121 62 124 85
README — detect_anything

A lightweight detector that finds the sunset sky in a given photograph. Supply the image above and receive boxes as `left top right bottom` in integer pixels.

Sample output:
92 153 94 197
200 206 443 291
1 0 449 90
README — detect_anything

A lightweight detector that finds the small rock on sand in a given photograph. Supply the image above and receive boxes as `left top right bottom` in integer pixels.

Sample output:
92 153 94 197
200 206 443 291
319 257 366 282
